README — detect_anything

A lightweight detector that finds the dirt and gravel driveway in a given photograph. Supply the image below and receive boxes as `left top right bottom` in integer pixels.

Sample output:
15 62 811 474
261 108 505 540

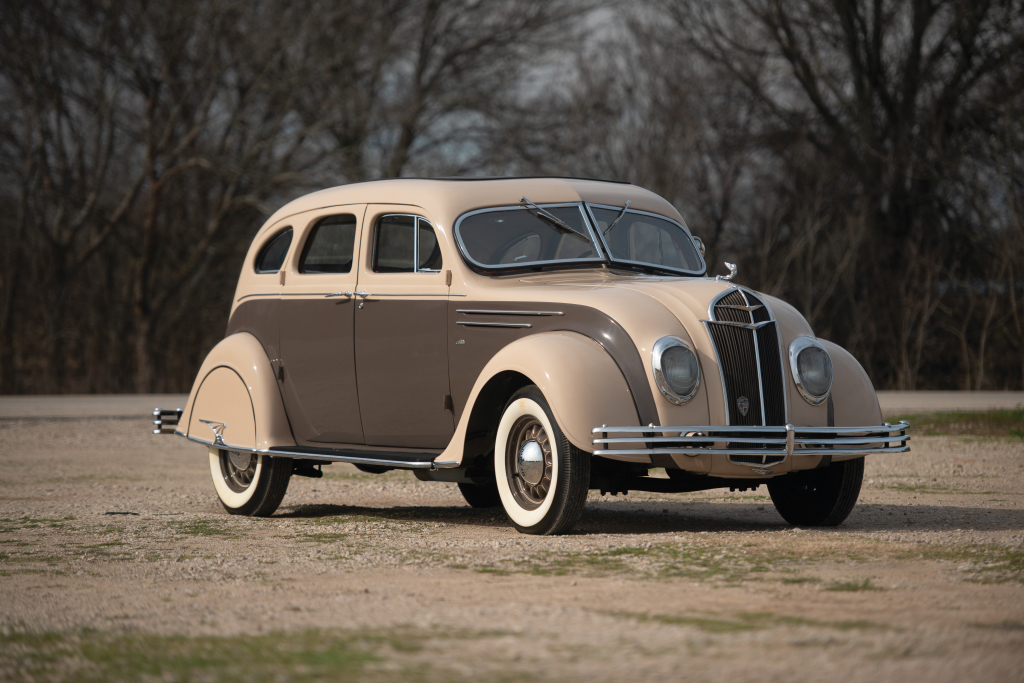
1 399 1022 681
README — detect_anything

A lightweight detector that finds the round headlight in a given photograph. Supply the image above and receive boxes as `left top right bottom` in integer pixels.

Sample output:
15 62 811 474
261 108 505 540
653 336 700 404
788 337 833 404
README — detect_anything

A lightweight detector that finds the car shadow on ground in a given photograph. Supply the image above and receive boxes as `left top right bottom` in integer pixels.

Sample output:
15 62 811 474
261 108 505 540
274 500 1023 535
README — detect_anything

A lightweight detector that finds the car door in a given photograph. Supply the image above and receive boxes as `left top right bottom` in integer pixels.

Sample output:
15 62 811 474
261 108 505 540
353 206 454 448
278 206 366 445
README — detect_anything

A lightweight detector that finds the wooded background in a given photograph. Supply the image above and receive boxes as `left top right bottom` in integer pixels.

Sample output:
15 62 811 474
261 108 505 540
2 0 1022 394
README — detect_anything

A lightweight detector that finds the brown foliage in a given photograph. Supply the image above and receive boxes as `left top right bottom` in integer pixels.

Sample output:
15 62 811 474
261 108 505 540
1 0 1022 393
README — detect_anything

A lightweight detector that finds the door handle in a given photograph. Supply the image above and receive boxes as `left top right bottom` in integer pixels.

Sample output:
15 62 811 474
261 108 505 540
324 291 352 298
354 291 371 297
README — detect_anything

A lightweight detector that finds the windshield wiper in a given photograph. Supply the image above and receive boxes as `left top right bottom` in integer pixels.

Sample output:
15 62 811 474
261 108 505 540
520 196 589 241
602 200 631 235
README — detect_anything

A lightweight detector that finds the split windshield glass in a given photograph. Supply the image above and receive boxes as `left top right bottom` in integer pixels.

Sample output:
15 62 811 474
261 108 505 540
455 204 603 270
588 205 704 274
454 201 705 275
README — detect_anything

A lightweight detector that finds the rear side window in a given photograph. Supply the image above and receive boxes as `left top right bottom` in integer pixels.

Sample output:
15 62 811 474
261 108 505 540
373 215 443 273
254 228 293 273
300 214 357 274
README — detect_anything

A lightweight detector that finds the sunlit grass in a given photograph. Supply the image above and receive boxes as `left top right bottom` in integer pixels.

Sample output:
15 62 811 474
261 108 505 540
890 408 1024 437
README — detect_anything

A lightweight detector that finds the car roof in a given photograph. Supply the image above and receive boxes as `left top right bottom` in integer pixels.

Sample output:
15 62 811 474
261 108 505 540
259 177 686 236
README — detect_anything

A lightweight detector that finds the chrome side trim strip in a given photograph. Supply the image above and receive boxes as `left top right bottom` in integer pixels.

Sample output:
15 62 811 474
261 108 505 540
456 309 564 316
238 292 468 302
182 434 459 469
356 292 456 297
238 292 341 301
455 321 532 328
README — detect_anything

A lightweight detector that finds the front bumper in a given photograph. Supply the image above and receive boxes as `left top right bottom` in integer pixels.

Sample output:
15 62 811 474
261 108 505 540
591 421 910 474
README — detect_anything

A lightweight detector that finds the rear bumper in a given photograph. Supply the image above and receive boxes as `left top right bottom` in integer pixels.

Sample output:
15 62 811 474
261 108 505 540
152 407 183 434
591 421 910 474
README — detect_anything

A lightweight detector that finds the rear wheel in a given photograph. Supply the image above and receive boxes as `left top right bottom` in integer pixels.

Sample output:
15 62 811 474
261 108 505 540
767 457 864 526
209 447 292 517
494 386 589 535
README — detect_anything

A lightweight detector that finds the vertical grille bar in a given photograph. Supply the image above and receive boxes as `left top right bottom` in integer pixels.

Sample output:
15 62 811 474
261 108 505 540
705 323 763 426
755 322 786 425
708 288 787 427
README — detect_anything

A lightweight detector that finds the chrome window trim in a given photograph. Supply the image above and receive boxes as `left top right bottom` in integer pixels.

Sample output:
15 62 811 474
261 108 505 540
584 202 707 276
372 213 444 274
789 336 833 405
253 227 294 274
651 335 701 405
453 203 606 271
298 213 359 275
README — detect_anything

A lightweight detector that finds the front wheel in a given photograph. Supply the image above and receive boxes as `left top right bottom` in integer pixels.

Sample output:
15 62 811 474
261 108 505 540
494 386 590 535
767 457 864 526
208 448 292 517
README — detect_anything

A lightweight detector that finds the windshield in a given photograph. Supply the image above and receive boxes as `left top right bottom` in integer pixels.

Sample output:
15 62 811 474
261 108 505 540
455 203 603 270
588 205 704 274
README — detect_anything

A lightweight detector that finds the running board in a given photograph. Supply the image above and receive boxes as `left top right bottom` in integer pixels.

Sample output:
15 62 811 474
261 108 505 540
268 445 453 469
182 433 458 470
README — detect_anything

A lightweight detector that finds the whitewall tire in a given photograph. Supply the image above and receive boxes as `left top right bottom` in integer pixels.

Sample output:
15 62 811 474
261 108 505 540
208 447 293 517
494 386 589 535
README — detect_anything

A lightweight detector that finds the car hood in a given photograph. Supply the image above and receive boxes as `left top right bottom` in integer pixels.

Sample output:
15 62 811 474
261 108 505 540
460 270 818 426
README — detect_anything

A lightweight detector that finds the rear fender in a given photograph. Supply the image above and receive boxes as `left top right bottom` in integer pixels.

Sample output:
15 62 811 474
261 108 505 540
437 331 643 466
182 332 294 450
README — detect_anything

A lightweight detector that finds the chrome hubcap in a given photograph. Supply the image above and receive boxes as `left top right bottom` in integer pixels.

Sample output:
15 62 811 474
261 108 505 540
505 417 553 510
220 449 256 492
517 440 545 486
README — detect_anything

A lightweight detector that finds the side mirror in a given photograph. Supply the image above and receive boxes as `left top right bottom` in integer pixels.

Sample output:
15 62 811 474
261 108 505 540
691 235 705 257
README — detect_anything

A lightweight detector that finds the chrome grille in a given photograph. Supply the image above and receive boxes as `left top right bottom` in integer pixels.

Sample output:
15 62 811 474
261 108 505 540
706 288 787 429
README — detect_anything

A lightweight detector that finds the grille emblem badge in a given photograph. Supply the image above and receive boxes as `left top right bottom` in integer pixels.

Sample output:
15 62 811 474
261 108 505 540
737 396 750 417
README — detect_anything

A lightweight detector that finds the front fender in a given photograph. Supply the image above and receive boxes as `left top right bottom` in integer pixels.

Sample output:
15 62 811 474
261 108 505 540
818 339 882 426
182 332 294 451
437 331 642 466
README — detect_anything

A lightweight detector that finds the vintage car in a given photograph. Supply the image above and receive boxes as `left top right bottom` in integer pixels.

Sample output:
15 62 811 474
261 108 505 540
153 177 909 535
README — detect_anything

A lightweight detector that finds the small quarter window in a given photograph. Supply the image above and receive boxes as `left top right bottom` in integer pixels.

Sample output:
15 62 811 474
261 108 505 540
300 214 357 274
373 215 442 273
254 228 293 274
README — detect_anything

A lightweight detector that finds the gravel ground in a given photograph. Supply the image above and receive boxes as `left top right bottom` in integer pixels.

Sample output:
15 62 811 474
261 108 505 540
1 416 1022 681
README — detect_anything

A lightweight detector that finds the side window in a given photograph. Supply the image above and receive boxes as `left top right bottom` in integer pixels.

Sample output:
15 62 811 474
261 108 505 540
254 228 293 274
300 214 357 274
418 220 443 271
373 215 442 273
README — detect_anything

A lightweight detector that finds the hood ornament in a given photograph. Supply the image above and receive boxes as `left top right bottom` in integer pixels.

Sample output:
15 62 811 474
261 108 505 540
737 396 750 417
716 262 738 282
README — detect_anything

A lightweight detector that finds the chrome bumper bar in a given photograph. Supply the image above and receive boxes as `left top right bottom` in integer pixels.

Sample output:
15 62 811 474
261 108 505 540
152 407 183 435
591 421 910 470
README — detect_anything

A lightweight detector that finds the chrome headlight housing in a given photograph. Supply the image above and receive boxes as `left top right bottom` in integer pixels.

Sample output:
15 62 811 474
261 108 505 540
652 336 700 405
788 336 833 405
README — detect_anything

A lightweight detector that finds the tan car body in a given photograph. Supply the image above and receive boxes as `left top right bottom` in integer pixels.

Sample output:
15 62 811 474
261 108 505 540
169 178 905 483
